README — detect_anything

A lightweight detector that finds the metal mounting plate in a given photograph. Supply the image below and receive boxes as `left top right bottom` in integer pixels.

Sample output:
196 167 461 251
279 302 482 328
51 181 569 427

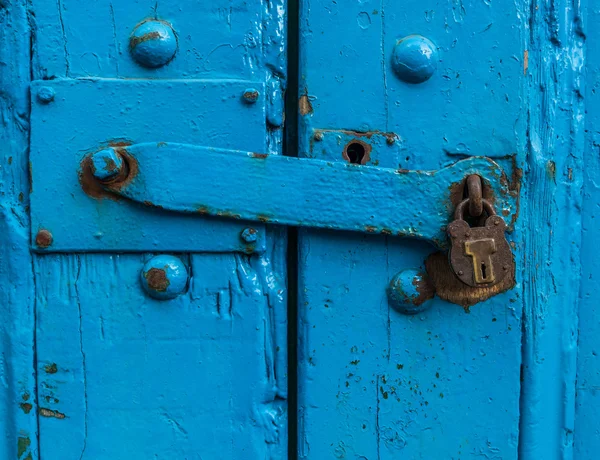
30 79 267 253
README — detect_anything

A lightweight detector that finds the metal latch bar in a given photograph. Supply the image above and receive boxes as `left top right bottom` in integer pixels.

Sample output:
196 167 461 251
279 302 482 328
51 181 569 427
88 142 517 247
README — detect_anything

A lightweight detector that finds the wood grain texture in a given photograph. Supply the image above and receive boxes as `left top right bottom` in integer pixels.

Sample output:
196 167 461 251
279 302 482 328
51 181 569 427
28 0 288 458
297 0 525 458
0 2 38 459
574 2 599 457
518 1 586 458
35 252 287 459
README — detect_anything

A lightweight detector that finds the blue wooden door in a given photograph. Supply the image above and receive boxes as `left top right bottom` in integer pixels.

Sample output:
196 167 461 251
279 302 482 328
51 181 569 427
1 1 288 459
294 1 592 460
0 1 598 459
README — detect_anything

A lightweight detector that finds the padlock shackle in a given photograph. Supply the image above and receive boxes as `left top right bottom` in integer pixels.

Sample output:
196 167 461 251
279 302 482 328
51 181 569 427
454 198 496 221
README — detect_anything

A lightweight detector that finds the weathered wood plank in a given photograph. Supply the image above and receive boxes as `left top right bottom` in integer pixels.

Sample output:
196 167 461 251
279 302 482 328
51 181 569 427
297 0 525 457
0 2 37 459
35 253 287 459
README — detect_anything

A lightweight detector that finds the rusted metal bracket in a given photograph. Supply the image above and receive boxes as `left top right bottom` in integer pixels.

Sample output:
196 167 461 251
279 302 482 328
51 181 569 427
85 142 518 248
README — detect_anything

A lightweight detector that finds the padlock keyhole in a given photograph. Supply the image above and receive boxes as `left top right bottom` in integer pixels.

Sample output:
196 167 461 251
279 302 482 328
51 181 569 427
481 262 487 280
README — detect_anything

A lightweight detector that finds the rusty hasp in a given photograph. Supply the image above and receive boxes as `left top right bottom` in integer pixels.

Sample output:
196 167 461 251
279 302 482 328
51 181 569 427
84 142 518 247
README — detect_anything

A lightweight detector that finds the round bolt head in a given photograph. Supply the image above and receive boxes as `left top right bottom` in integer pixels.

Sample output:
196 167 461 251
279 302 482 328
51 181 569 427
391 35 438 84
35 229 53 248
242 88 260 103
314 132 324 141
387 268 435 315
130 20 178 68
141 255 188 300
241 227 258 243
90 147 124 182
37 86 55 104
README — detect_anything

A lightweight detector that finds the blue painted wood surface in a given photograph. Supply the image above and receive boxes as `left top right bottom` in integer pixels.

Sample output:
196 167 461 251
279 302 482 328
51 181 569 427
3 1 288 459
2 0 599 458
297 1 525 458
0 2 38 460
575 2 599 458
35 252 287 459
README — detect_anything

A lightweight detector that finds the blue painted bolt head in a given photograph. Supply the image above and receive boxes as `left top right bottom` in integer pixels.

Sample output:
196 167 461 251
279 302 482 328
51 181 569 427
391 35 438 84
90 147 124 182
242 88 260 104
37 86 55 104
141 255 189 300
387 269 435 315
130 20 178 68
241 227 258 243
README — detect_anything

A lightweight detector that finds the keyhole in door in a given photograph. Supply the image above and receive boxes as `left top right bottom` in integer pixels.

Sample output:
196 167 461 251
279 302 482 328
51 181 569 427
342 140 371 165
346 142 365 164
481 262 487 280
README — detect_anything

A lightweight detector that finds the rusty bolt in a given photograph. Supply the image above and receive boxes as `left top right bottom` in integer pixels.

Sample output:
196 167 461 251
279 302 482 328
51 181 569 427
141 255 188 300
241 227 258 243
35 229 53 248
90 147 125 182
386 136 396 145
37 86 55 104
243 89 260 103
314 132 324 142
387 269 435 315
130 20 178 68
242 88 260 104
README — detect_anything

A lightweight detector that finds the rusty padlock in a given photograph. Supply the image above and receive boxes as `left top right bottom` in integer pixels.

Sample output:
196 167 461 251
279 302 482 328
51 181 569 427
447 198 514 287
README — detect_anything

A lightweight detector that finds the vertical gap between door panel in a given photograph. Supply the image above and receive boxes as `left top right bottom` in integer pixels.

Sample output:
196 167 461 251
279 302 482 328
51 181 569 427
285 0 300 458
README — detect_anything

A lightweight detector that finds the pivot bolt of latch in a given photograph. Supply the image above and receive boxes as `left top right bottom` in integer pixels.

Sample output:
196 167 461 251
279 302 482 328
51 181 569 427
90 147 125 182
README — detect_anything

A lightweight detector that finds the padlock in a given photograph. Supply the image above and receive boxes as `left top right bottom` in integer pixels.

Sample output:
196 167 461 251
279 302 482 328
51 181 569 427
447 198 514 287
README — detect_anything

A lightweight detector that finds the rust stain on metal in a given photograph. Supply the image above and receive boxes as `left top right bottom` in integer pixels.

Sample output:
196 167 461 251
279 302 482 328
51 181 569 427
299 93 313 116
365 225 377 233
217 210 242 219
243 90 260 102
448 177 495 212
523 49 529 75
144 268 170 292
315 128 399 141
505 158 523 230
35 229 53 248
79 145 139 200
19 402 33 414
425 251 515 308
197 206 210 215
39 408 66 419
130 31 161 48
257 215 271 223
109 140 133 148
44 363 58 374
411 272 436 306
250 153 269 159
